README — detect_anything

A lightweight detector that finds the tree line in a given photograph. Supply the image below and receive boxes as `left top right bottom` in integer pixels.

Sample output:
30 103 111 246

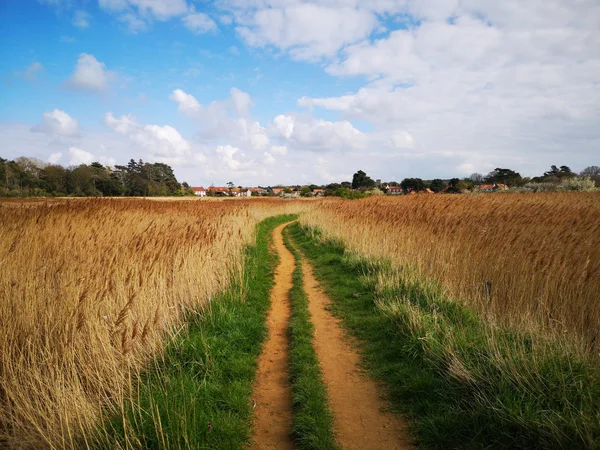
343 166 599 195
0 157 194 197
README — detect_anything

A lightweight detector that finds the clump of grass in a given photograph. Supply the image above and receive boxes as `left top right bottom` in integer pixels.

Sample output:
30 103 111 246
289 221 600 449
282 224 338 450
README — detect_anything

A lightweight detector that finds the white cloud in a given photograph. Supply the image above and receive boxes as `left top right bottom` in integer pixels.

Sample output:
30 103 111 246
99 0 188 31
271 114 369 152
65 53 115 92
216 145 242 170
270 145 288 156
230 87 251 115
48 152 63 164
32 109 79 136
235 3 378 60
170 89 201 113
182 11 217 34
69 147 94 165
73 10 90 29
104 112 202 165
24 62 44 81
263 151 276 165
273 115 294 139
99 0 188 20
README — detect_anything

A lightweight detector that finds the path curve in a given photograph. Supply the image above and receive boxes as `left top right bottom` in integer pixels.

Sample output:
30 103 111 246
301 259 414 450
250 222 295 450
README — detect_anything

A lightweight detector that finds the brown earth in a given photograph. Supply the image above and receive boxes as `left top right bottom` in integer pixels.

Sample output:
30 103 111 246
250 222 295 450
301 258 414 450
251 223 412 449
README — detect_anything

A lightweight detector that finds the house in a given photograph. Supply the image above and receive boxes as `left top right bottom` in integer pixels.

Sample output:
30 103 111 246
387 186 403 195
480 183 509 192
191 186 206 197
249 187 268 196
240 189 252 197
271 187 283 196
208 186 229 196
230 187 241 197
312 189 325 196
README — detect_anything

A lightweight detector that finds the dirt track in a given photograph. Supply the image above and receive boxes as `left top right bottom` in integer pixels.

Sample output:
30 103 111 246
250 223 295 449
302 259 413 449
251 223 412 449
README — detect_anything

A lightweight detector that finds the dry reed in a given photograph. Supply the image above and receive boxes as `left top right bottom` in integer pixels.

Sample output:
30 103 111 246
301 193 600 350
0 197 308 449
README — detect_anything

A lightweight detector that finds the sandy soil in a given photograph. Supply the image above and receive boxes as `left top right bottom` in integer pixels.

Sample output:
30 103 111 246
301 259 414 450
250 222 295 450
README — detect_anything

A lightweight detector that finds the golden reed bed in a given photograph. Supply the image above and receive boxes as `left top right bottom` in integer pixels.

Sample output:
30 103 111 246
2 192 598 448
302 193 600 349
0 198 308 449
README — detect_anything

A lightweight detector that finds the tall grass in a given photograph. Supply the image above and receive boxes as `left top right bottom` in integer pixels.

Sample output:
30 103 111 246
0 198 308 449
301 193 600 349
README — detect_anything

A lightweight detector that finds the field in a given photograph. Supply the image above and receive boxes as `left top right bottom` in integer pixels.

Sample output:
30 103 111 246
301 193 600 348
1 193 599 449
0 198 307 448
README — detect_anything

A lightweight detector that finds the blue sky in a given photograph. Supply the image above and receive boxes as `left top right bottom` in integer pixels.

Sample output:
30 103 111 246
1 0 599 186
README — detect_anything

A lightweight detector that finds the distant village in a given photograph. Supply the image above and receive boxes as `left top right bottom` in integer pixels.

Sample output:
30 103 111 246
189 181 509 198
189 165 599 198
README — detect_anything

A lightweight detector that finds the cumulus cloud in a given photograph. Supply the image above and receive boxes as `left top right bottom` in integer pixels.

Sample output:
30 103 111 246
182 10 217 34
65 53 115 92
104 112 204 165
270 145 288 156
230 87 252 115
263 151 276 165
99 0 188 31
292 0 600 175
234 3 378 60
32 109 79 136
23 62 44 81
170 89 201 114
69 147 94 165
271 114 369 152
72 10 90 29
216 145 243 170
48 152 63 164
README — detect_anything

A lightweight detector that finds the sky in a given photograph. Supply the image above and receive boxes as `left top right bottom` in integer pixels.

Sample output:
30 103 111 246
0 0 599 186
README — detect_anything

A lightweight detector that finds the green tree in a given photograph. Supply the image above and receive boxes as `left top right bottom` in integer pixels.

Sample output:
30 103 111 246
485 168 522 187
580 166 600 187
300 186 312 197
401 178 425 191
429 179 446 193
351 170 375 189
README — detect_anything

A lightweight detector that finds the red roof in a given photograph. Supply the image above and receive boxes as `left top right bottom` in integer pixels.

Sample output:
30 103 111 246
191 186 205 192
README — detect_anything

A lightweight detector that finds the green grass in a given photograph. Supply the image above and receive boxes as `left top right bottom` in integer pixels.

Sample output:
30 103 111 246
92 214 297 450
288 221 600 450
282 224 338 450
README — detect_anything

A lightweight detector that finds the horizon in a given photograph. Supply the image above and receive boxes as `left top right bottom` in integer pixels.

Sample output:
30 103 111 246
1 0 598 186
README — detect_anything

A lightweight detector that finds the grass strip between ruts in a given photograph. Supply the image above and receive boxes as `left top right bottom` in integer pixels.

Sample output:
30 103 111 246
288 221 600 450
282 223 338 450
93 214 297 449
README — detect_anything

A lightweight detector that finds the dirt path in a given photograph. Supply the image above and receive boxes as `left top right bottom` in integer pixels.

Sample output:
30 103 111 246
250 223 295 450
301 259 414 450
